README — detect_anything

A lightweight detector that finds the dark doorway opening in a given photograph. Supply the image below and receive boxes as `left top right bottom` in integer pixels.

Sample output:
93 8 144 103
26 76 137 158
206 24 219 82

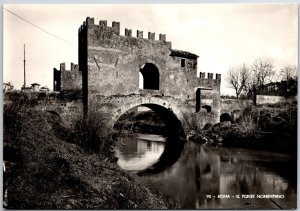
196 88 201 112
139 63 160 90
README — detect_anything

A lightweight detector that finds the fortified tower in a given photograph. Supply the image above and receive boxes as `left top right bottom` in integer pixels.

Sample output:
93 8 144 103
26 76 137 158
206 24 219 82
53 62 81 92
75 17 221 135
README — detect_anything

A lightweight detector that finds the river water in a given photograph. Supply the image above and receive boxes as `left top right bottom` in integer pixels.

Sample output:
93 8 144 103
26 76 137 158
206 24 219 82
115 134 296 209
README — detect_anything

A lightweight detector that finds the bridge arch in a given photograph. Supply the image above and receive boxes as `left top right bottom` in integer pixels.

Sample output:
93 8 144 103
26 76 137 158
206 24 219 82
107 97 187 137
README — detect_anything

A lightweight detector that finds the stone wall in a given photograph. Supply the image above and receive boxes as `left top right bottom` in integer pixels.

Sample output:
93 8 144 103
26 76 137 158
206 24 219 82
78 17 221 127
53 62 82 92
256 95 285 105
197 73 221 118
79 17 199 100
73 17 222 135
4 91 83 129
220 99 252 114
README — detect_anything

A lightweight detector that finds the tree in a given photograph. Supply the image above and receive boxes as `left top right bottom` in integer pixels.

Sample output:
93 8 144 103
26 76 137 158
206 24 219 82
280 65 297 81
226 63 251 99
278 65 298 98
251 58 275 95
249 58 275 105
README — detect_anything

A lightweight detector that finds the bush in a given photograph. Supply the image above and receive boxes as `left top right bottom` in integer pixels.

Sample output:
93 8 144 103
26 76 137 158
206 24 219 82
222 102 297 154
237 112 258 135
60 90 82 101
74 116 115 158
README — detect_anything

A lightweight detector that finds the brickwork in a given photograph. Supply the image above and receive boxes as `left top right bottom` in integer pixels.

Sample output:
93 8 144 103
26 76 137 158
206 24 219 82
53 62 82 92
55 17 222 136
77 17 221 134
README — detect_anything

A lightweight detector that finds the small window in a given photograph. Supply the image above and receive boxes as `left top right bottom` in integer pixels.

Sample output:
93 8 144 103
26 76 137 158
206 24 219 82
181 59 185 67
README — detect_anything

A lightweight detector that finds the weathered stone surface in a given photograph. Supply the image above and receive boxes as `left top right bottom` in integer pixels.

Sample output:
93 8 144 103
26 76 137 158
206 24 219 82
53 63 81 92
220 99 252 117
56 17 222 137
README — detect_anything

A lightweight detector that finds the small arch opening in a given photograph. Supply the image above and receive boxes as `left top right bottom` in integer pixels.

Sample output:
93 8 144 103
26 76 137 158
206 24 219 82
220 113 232 122
139 63 160 90
202 105 212 113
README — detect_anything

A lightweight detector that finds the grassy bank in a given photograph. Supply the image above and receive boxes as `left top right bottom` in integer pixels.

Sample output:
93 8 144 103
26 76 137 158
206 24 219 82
190 101 297 156
3 101 175 209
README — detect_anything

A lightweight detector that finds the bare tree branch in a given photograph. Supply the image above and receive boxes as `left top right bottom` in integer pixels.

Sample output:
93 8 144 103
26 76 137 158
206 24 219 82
226 63 251 99
251 58 275 95
280 65 297 81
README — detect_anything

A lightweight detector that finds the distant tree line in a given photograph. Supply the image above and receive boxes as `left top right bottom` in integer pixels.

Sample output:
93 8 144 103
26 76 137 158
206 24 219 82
226 58 297 103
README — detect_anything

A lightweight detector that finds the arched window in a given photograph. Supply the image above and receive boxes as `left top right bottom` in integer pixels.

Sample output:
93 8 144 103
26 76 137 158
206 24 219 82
139 63 159 90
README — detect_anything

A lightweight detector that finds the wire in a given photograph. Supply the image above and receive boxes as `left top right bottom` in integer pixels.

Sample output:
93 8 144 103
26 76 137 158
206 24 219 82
4 7 77 47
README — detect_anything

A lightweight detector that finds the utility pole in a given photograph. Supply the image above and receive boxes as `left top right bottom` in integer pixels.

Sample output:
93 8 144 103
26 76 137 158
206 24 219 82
23 44 26 88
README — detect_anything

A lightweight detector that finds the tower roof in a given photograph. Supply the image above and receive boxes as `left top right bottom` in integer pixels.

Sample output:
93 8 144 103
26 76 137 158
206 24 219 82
170 49 199 59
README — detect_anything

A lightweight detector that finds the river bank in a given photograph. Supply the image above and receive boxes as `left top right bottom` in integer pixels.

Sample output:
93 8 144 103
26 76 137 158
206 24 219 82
3 103 176 209
189 102 297 156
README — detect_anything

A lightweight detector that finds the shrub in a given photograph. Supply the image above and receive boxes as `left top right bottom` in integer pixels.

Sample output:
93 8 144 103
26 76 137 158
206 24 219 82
60 89 82 101
73 103 116 157
238 112 258 135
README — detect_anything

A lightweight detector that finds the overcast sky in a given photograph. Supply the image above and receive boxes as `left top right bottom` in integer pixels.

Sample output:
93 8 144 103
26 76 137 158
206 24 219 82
3 4 298 95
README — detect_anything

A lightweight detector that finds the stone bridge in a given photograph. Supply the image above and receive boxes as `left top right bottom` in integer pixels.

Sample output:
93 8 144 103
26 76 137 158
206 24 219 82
90 93 192 136
54 17 222 138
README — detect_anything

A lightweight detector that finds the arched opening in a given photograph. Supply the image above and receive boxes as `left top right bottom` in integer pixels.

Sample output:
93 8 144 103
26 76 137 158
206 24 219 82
202 105 212 113
139 63 160 90
220 113 232 122
112 103 185 172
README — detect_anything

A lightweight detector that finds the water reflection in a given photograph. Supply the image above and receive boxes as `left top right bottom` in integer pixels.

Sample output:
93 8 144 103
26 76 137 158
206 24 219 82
115 134 166 170
138 135 185 175
116 135 296 209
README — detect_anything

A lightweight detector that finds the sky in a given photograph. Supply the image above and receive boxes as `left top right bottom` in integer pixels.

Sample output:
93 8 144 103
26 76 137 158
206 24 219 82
3 4 298 95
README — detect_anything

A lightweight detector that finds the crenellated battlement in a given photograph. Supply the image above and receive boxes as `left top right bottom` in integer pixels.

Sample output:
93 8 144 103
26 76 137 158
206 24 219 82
159 34 166 42
197 72 221 91
78 17 120 35
198 72 221 80
60 62 65 71
148 32 155 40
59 62 79 72
125 28 132 37
137 30 143 38
99 20 107 26
79 17 170 45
